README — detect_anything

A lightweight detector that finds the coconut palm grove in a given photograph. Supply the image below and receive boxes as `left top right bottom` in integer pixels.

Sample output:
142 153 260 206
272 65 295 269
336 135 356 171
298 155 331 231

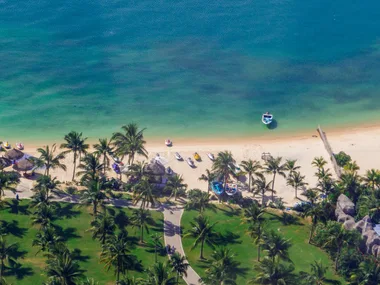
0 124 379 285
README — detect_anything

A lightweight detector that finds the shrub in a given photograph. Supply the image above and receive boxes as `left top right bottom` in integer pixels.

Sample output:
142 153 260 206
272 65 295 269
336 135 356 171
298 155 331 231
334 151 352 167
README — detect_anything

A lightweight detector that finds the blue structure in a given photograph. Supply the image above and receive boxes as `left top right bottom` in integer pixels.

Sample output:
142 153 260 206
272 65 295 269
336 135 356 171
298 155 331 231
211 181 224 195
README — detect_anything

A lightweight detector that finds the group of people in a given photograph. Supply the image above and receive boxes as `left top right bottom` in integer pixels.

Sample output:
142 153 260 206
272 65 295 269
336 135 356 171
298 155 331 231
166 244 176 254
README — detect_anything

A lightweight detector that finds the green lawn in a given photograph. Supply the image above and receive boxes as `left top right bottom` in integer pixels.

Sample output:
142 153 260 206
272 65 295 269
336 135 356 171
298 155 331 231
181 205 345 284
0 200 166 285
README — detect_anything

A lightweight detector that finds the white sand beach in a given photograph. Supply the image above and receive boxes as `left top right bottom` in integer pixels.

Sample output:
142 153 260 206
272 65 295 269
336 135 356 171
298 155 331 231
5 125 380 206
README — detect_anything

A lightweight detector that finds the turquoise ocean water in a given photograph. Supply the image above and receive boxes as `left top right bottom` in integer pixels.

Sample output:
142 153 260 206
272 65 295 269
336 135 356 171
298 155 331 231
1 0 380 142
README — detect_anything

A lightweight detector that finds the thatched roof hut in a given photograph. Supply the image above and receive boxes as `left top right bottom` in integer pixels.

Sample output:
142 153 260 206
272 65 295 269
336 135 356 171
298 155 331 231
13 159 34 172
144 160 166 176
4 149 24 160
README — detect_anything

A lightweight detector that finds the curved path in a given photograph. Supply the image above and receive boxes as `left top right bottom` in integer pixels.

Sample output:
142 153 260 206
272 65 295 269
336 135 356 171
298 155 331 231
3 180 201 285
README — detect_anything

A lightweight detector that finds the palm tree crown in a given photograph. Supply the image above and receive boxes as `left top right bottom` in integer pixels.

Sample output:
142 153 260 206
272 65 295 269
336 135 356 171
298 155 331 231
36 144 66 176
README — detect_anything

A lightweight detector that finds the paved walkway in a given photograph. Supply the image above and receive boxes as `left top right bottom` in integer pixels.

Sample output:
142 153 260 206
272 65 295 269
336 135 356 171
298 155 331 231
3 179 201 285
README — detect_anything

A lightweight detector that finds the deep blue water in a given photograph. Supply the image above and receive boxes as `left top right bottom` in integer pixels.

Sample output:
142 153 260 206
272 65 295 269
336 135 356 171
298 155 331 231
1 0 380 141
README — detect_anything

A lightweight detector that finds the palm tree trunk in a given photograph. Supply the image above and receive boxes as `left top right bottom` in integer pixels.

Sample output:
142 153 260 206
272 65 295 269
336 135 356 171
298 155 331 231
93 202 97 217
117 261 120 282
200 239 205 259
103 155 106 175
335 246 341 272
257 244 260 261
308 224 315 244
176 272 179 284
0 259 3 280
272 173 276 201
295 186 297 198
141 226 144 243
155 245 157 263
248 174 251 193
261 189 265 208
72 152 77 181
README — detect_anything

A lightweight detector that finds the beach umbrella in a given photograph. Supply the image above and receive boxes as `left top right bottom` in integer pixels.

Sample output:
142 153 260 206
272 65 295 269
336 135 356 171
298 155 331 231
4 149 24 160
13 159 34 172
144 161 166 176
0 157 11 169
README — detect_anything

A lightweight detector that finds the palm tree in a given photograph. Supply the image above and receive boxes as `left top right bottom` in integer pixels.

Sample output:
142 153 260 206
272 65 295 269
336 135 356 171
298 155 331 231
286 171 308 198
0 172 19 200
302 189 319 205
184 215 217 259
131 208 154 243
117 277 140 285
350 258 380 285
202 247 240 285
198 169 216 195
284 159 300 176
186 189 210 213
241 159 261 193
80 179 108 217
212 151 235 187
311 157 327 171
315 168 332 185
127 161 148 182
253 175 273 208
80 278 99 285
36 144 66 176
32 204 55 229
262 230 292 263
363 169 380 190
150 233 162 263
46 252 83 285
321 221 358 271
112 123 148 165
0 237 17 281
299 260 327 285
133 177 157 209
248 257 296 285
30 189 51 209
93 138 113 174
243 201 265 224
247 220 266 261
144 261 176 285
264 157 286 201
164 174 187 201
170 252 189 284
343 161 360 174
60 131 89 181
90 213 116 245
32 226 61 254
101 232 134 282
77 153 105 182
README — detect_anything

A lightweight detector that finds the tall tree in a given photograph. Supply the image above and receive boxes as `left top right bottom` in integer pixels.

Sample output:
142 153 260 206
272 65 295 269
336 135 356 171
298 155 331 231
247 220 266 262
262 230 292 263
112 123 148 165
60 131 89 181
202 247 240 285
0 237 17 281
127 161 148 182
264 157 287 201
164 175 187 201
36 144 66 176
363 169 380 190
101 232 135 282
350 257 380 285
131 208 154 243
32 226 61 254
253 175 273 208
186 189 210 213
46 252 83 285
243 201 265 224
132 177 157 209
198 169 216 195
32 204 55 230
286 171 308 198
311 157 327 171
169 252 189 284
241 159 261 193
212 151 235 187
80 179 108 218
248 257 296 285
0 172 19 200
143 261 176 285
90 213 116 245
150 233 162 263
299 260 328 285
284 159 300 176
93 138 113 174
77 153 105 182
184 215 217 260
303 203 325 244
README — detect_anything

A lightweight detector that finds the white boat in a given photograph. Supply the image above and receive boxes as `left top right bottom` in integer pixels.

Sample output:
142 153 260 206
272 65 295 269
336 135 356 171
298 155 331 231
225 183 238 196
3 141 10 149
16 142 24 150
175 152 182 160
262 112 273 125
187 157 195 168
165 139 172 146
207 153 214 161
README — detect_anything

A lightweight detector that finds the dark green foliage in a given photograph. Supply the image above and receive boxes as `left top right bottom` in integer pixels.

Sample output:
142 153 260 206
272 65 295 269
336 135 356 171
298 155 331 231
334 151 352 168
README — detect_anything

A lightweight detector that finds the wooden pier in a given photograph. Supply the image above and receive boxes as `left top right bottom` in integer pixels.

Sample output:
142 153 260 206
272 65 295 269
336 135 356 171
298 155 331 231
317 125 342 178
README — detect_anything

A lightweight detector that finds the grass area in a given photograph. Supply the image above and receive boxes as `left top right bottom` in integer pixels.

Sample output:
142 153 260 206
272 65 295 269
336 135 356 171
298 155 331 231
0 200 166 285
181 205 345 284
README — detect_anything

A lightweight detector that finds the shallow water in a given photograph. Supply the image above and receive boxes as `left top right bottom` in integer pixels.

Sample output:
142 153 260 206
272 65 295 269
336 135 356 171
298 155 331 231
1 0 380 142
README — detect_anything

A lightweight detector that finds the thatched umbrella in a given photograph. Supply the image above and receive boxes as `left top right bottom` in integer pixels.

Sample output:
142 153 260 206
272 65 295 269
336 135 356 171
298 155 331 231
0 157 11 170
13 159 34 173
4 149 24 160
144 161 166 176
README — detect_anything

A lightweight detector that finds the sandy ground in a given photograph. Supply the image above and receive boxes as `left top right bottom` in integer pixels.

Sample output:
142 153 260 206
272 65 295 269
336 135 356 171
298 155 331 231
3 125 380 206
